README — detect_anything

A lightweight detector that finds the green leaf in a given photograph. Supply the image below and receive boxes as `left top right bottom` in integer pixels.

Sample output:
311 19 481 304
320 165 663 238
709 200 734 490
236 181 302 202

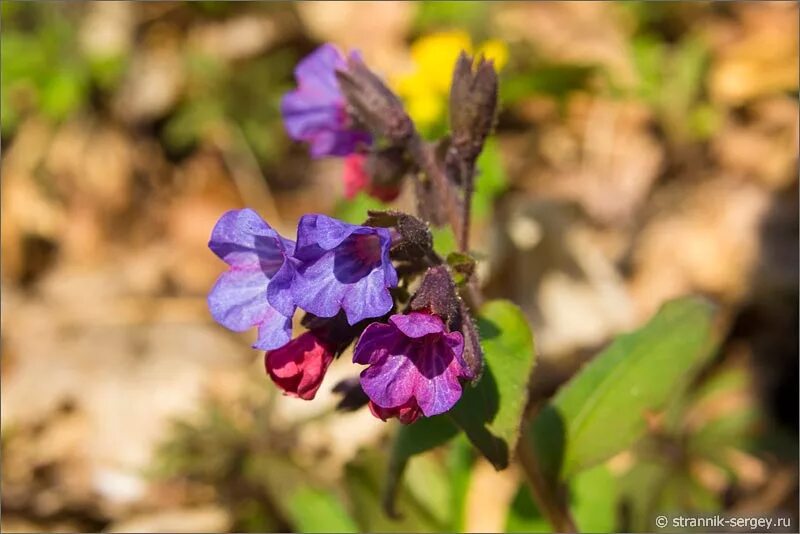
501 64 595 103
571 465 618 532
446 252 476 285
404 454 452 527
446 435 475 531
450 299 536 469
431 225 458 257
414 1 489 33
334 192 387 224
505 484 553 533
345 450 445 532
505 465 619 533
617 458 672 531
472 138 508 219
530 296 717 481
288 488 358 533
382 416 459 518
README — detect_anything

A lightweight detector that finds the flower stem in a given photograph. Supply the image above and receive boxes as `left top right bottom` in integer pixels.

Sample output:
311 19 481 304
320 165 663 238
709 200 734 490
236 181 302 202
517 432 577 533
407 135 464 244
458 159 474 252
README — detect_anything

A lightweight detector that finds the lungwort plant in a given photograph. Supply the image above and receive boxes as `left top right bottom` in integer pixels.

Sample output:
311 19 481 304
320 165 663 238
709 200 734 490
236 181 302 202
206 43 719 532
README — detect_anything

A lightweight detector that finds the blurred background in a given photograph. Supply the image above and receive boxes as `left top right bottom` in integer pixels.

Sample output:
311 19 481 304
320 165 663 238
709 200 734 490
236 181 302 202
1 1 797 532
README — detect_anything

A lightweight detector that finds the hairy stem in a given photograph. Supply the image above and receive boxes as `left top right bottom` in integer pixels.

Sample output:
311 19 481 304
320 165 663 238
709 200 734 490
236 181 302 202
407 135 464 242
458 158 475 252
517 432 577 533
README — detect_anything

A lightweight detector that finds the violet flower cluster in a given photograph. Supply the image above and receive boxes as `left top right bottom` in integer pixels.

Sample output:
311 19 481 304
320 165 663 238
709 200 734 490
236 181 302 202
209 43 497 424
208 207 474 422
281 44 405 202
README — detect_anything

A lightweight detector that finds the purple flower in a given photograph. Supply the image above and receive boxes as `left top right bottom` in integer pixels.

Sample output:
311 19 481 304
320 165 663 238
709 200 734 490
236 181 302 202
208 209 297 350
353 312 471 418
291 214 398 325
281 44 371 158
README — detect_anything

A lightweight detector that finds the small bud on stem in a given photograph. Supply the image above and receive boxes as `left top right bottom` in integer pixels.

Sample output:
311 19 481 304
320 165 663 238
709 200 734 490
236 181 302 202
336 57 414 145
448 51 499 251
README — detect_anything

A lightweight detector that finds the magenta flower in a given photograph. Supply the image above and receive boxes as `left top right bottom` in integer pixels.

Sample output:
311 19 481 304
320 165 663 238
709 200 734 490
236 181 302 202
353 312 472 419
291 214 397 325
265 331 335 400
281 44 371 158
343 153 402 202
208 209 297 350
368 399 423 425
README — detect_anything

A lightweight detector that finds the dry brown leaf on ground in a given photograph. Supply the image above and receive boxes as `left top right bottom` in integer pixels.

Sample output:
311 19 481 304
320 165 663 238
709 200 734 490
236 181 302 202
712 96 799 190
107 506 231 533
113 28 184 124
485 197 635 359
186 14 287 62
295 1 414 72
629 176 772 318
527 95 664 225
493 2 636 86
1 262 251 515
1 119 65 282
706 3 798 106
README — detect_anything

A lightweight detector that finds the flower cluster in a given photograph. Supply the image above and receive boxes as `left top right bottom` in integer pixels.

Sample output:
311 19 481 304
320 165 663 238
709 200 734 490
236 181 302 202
210 41 498 424
281 44 408 202
209 209 474 423
209 209 396 399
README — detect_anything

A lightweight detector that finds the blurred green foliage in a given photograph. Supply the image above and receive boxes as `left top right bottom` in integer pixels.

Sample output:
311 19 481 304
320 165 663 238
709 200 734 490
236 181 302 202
1 3 90 135
414 1 490 37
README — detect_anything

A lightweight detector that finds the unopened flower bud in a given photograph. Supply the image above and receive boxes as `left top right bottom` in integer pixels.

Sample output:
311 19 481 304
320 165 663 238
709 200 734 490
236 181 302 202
409 266 461 332
366 210 433 265
409 266 483 381
449 51 499 163
456 299 483 381
336 56 414 145
343 153 402 202
366 146 409 194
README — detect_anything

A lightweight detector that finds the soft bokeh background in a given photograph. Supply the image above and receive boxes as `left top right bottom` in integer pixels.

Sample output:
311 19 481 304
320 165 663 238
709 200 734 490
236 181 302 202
1 1 797 532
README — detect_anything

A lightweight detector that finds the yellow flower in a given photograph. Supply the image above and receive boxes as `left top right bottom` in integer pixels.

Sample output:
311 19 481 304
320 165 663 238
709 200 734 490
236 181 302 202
393 30 508 130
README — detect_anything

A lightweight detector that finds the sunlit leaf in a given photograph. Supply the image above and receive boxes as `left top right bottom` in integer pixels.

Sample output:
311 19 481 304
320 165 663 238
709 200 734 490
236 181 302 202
345 450 446 532
288 488 358 533
529 297 717 481
382 416 459 518
571 464 618 532
505 484 553 533
450 299 536 469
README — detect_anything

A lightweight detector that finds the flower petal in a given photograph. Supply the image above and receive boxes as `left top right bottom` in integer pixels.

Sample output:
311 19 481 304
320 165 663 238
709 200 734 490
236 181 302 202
280 45 372 158
292 216 396 323
390 312 445 338
341 267 394 324
295 214 360 253
208 267 293 350
359 341 418 409
209 208 294 271
266 258 298 317
266 331 334 400
254 306 294 351
352 322 398 364
208 267 270 332
294 43 346 94
291 249 344 319
410 341 464 417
